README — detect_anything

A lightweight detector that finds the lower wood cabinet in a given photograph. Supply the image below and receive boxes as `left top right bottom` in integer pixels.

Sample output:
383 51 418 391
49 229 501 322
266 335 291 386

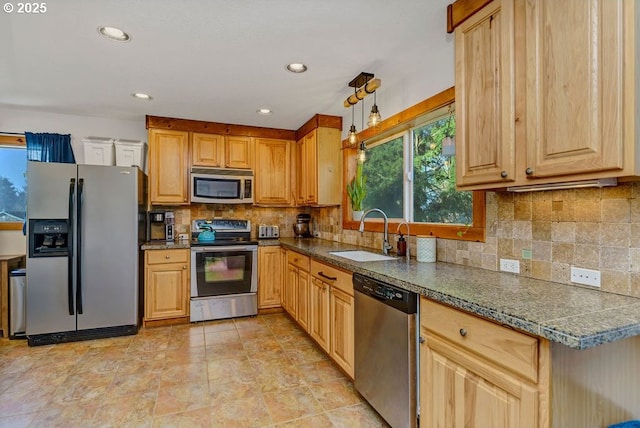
144 249 190 326
419 298 547 428
257 246 283 309
309 275 330 352
329 287 354 378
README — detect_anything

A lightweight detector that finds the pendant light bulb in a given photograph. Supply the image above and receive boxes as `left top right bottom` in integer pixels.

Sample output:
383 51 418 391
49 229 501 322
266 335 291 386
367 103 381 128
347 124 358 146
368 90 382 128
357 141 366 164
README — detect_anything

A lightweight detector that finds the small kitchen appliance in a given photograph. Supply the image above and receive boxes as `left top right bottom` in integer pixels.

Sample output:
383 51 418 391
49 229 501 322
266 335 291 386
148 210 174 241
293 213 312 238
258 224 279 239
190 168 254 204
190 219 258 322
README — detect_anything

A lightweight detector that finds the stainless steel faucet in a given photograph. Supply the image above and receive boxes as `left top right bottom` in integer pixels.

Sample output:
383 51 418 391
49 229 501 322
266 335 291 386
396 221 410 259
359 208 393 256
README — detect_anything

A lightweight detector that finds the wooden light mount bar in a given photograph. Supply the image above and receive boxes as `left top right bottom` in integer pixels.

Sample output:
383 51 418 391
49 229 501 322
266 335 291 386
343 78 382 108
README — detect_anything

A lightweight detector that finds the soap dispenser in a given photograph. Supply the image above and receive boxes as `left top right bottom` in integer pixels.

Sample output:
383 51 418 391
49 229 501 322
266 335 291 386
397 233 407 257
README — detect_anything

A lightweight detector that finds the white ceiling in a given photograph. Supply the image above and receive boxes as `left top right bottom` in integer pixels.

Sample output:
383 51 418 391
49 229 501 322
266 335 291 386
0 0 453 131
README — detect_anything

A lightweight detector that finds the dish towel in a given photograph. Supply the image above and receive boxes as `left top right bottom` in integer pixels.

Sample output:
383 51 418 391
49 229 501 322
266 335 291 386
609 421 640 428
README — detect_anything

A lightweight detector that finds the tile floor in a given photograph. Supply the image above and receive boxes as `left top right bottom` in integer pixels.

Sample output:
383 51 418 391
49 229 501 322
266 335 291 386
0 313 389 427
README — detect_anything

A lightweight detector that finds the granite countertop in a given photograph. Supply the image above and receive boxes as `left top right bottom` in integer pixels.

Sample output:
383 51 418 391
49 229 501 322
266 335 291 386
279 238 640 350
141 241 191 250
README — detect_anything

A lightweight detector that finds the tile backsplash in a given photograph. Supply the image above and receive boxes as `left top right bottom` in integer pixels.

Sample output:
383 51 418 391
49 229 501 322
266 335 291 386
311 183 640 299
162 182 640 298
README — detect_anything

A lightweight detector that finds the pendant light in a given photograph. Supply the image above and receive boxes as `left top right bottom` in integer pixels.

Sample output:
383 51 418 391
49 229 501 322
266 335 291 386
347 102 358 146
357 101 366 163
367 91 382 128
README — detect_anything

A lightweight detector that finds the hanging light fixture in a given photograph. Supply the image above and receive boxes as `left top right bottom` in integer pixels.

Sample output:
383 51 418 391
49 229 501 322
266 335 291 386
347 88 358 146
367 91 382 128
357 141 367 164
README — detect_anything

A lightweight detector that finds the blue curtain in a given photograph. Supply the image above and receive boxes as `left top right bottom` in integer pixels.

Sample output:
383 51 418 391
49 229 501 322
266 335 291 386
25 132 75 163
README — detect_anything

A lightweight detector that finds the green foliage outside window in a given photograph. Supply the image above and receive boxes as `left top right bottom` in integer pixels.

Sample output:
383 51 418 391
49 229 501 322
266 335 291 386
360 111 472 224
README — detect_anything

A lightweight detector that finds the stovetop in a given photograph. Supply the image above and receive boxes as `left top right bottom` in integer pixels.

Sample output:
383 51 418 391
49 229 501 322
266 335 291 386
190 218 257 247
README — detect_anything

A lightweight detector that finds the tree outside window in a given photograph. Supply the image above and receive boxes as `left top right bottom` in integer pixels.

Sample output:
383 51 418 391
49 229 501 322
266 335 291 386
0 137 27 227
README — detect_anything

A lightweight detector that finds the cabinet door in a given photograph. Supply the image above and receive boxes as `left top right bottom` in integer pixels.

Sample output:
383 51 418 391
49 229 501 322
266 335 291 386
330 287 354 378
303 131 318 204
455 0 517 187
284 263 298 318
524 0 625 179
420 332 538 428
297 269 310 332
192 133 224 167
225 136 253 169
257 247 282 309
309 276 330 352
148 129 189 204
145 262 189 320
255 138 292 205
293 137 305 205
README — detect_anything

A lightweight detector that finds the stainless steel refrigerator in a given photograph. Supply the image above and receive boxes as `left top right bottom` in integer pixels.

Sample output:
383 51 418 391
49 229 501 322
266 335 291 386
26 161 145 346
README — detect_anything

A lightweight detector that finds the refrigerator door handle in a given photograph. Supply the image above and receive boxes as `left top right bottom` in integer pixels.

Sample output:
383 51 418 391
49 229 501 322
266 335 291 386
76 178 84 315
68 178 75 316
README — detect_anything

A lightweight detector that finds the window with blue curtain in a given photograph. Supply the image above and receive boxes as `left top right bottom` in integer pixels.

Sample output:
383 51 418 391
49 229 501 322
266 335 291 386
25 132 75 163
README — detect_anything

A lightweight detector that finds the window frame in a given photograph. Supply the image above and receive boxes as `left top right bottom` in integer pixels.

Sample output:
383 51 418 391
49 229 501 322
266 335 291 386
0 134 27 231
342 87 486 242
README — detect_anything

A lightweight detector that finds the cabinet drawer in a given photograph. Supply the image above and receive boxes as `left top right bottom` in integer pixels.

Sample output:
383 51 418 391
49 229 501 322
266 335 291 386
421 298 538 382
146 249 190 265
287 251 310 271
310 260 352 296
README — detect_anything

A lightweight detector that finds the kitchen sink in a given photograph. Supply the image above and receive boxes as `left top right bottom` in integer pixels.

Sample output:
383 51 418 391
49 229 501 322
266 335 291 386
329 250 395 262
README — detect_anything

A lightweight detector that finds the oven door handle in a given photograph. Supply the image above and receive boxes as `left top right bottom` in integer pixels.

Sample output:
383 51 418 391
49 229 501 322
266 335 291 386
192 245 257 252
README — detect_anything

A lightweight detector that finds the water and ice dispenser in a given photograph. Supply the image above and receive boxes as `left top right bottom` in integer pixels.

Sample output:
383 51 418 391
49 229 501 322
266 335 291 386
28 219 69 258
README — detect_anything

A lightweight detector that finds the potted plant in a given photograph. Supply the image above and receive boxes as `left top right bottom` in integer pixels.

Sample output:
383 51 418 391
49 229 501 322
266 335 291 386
347 162 366 220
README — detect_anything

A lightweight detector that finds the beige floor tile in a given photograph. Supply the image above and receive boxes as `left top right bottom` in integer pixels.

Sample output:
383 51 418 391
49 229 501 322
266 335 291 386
109 370 162 396
92 390 157 426
272 413 335 428
25 399 100 428
234 315 268 330
326 403 390 428
284 344 329 365
210 395 273 427
164 345 207 365
160 361 209 386
207 356 256 382
202 319 236 333
262 386 323 424
310 378 364 411
167 333 206 349
297 359 346 384
51 371 116 405
87 334 135 349
152 406 212 428
209 377 261 404
242 336 285 356
204 329 241 346
117 351 167 374
0 412 35 428
0 382 56 416
155 380 211 416
128 335 170 353
205 341 246 361
3 362 72 393
275 333 316 350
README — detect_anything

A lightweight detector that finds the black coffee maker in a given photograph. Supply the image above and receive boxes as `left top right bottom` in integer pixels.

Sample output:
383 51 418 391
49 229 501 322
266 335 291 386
293 213 312 238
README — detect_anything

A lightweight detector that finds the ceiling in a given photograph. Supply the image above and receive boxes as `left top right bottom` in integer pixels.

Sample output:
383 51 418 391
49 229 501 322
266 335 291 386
1 0 452 131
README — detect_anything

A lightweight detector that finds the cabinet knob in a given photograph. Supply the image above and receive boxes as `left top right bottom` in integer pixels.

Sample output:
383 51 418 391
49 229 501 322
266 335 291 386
419 336 425 344
183 265 187 269
459 328 467 337
500 171 508 178
525 168 533 175
165 255 170 259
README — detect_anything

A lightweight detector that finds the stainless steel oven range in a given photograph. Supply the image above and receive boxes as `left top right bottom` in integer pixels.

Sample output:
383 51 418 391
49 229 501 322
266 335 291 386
190 219 257 322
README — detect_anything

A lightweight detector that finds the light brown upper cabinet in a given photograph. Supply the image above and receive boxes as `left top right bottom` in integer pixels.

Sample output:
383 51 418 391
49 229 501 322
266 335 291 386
451 0 637 190
294 115 342 206
148 129 190 205
192 133 253 169
254 138 293 206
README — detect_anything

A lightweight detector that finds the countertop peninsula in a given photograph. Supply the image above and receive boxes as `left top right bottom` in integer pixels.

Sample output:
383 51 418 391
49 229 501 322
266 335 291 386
278 238 640 350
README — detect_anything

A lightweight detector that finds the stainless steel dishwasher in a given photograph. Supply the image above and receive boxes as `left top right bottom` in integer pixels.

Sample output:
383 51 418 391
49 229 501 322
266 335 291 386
354 273 418 428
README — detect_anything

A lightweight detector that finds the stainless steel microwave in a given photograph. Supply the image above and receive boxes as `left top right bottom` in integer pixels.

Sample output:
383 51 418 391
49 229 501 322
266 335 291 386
190 168 254 204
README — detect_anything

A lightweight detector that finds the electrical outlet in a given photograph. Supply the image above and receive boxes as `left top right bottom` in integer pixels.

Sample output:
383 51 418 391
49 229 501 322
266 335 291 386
500 258 520 274
571 267 601 287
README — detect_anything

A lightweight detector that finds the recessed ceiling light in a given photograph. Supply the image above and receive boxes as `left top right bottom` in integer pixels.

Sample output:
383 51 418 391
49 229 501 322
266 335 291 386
132 93 153 100
286 63 308 73
98 26 131 42
257 108 273 115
